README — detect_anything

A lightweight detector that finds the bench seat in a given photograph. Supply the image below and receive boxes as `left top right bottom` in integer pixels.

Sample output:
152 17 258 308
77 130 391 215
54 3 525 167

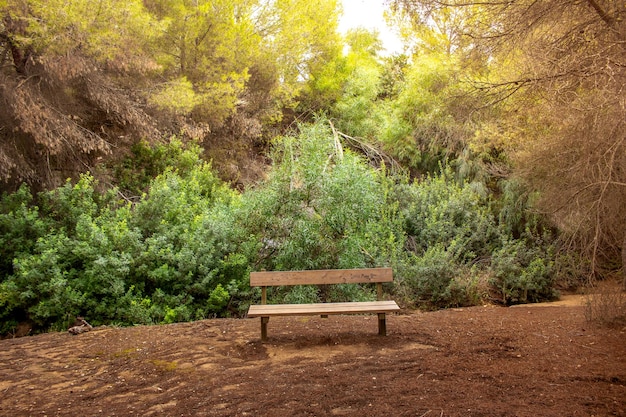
248 300 400 317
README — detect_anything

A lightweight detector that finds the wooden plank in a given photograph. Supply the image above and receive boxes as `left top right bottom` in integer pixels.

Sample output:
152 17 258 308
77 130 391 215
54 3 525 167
247 300 400 317
250 268 393 287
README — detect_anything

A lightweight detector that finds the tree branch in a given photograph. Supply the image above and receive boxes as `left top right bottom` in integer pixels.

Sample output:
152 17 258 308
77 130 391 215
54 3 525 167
585 0 616 28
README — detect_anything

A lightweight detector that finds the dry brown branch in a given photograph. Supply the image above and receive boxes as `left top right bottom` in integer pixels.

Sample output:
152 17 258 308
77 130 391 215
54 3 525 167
334 129 404 175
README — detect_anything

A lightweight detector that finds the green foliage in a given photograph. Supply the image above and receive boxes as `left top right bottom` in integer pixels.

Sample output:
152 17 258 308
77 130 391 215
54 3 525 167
1 175 143 328
240 120 404 274
379 54 409 100
333 63 384 138
0 185 51 278
329 29 385 139
238 120 404 303
260 0 342 90
394 164 558 307
113 137 207 197
496 178 544 239
127 158 243 320
491 240 556 305
0 117 563 334
401 167 497 262
119 287 154 325
0 146 248 333
23 0 160 66
379 53 473 171
139 0 343 125
301 54 350 111
282 286 320 304
303 29 478 179
149 77 202 115
207 284 229 314
145 0 257 124
399 245 467 307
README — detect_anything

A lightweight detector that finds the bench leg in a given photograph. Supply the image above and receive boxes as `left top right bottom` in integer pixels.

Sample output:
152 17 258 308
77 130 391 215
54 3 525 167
261 317 269 341
378 313 387 336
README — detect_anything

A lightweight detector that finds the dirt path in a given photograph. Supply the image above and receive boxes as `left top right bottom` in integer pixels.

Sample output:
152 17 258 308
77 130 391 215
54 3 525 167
1 301 625 416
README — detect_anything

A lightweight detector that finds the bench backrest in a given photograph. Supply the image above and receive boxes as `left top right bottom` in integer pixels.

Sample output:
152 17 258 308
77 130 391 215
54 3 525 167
250 268 393 304
250 267 393 287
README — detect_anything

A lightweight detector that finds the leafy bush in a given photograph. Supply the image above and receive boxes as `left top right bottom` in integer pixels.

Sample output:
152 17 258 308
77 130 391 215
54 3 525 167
113 137 209 197
397 245 468 308
241 121 402 271
241 121 404 271
237 120 406 303
128 159 244 320
0 147 249 333
401 167 498 262
0 185 52 278
394 165 558 307
2 176 143 329
0 121 564 334
490 239 556 305
378 53 473 172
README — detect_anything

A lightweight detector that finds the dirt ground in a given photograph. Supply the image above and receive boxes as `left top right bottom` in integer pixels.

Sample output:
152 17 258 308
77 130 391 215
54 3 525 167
1 296 625 417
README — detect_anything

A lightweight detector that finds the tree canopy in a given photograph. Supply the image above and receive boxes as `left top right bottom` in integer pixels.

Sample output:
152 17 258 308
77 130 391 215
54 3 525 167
391 0 626 280
0 0 342 190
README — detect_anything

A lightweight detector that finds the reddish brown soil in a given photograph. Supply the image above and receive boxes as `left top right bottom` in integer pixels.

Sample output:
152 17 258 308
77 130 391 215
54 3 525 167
1 298 625 417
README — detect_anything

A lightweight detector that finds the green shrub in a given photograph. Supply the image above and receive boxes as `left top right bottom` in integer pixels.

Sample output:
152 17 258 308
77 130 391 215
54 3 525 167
401 167 498 262
129 161 244 320
0 154 249 332
282 286 320 304
2 176 145 329
119 287 154 325
0 118 564 333
398 245 467 308
0 185 52 278
329 284 375 302
162 305 192 324
112 137 206 196
207 284 230 314
490 239 556 305
241 121 405 273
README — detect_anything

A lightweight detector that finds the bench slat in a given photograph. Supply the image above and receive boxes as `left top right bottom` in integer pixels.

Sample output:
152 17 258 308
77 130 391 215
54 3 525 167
250 267 393 286
248 300 400 317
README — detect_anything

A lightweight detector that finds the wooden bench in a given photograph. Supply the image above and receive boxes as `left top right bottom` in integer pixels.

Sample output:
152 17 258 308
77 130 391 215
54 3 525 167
247 267 400 341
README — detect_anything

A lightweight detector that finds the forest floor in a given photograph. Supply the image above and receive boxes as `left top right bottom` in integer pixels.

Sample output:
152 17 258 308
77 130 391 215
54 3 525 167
1 295 625 417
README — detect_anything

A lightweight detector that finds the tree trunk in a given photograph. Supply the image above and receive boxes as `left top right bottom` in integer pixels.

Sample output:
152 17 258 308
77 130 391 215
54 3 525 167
9 42 29 75
2 16 32 76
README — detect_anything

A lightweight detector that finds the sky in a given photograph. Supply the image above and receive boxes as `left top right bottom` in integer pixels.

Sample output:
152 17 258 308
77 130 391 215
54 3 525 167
338 0 404 55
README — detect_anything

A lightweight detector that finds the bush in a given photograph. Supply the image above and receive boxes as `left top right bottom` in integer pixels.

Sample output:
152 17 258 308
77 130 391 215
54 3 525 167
240 120 405 275
395 165 559 308
490 239 556 305
401 167 498 262
236 120 407 304
0 148 250 333
2 176 144 329
0 121 564 334
128 160 244 320
398 245 468 308
0 185 52 278
112 137 206 197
